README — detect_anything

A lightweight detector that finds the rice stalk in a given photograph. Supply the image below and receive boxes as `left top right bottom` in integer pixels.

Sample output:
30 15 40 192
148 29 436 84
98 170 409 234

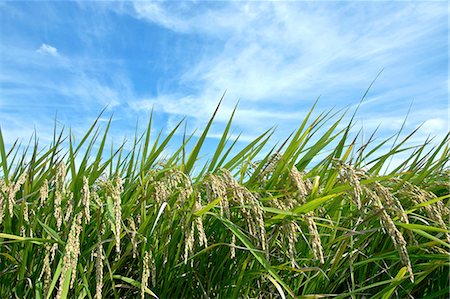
0 102 448 298
56 213 82 299
366 187 414 282
289 167 325 263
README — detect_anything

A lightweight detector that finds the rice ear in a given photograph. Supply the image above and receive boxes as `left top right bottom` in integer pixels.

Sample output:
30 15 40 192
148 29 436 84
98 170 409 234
366 187 414 282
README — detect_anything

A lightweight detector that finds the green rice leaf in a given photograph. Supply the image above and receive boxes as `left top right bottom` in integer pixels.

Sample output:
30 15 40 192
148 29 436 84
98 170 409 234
113 275 159 298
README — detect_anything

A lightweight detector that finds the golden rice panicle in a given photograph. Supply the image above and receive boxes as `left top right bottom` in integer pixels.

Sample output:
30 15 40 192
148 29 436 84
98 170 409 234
56 213 82 299
113 176 123 255
220 190 231 219
381 182 417 243
39 179 49 208
23 200 29 224
92 189 103 214
254 200 268 258
245 196 267 256
54 192 62 231
154 169 193 207
21 201 30 237
81 176 91 223
54 163 66 231
337 161 364 210
289 166 309 201
194 195 208 248
305 212 325 264
153 169 172 204
8 171 27 217
155 169 174 203
70 214 83 289
205 173 229 218
218 169 268 256
50 242 58 263
0 179 6 224
271 196 297 213
64 192 74 223
149 250 156 287
287 222 299 267
374 182 409 224
270 197 299 266
41 245 52 298
400 182 450 243
95 238 104 299
154 180 168 204
141 251 150 299
289 167 324 263
176 170 194 207
55 162 67 193
230 234 236 259
258 152 281 183
367 188 414 282
184 222 195 265
270 197 284 210
128 217 138 258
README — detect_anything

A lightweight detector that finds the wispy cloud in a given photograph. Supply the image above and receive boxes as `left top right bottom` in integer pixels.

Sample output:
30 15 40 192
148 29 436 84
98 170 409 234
0 2 133 146
37 43 59 57
129 1 447 141
0 0 447 151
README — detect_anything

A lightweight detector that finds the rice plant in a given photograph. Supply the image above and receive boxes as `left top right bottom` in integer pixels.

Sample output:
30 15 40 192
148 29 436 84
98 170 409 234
0 100 448 298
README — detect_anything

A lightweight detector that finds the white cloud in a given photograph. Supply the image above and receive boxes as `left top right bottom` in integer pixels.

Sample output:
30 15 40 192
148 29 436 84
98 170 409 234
129 1 447 143
37 43 59 57
0 44 133 149
421 118 448 135
2 1 447 152
133 2 188 32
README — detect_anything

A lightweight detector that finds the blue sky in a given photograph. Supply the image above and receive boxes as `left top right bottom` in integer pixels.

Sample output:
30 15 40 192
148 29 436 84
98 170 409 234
0 1 448 158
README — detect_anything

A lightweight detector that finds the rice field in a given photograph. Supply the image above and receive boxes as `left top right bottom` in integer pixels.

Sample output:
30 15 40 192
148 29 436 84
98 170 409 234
0 101 448 298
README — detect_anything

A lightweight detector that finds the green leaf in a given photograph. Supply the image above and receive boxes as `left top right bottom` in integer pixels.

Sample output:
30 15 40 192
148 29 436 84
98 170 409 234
268 192 342 223
208 102 237 172
380 266 407 299
113 275 159 298
194 197 222 217
411 229 450 248
395 222 449 233
0 127 9 183
38 219 64 244
60 267 72 299
214 213 296 298
46 258 63 299
185 93 224 174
